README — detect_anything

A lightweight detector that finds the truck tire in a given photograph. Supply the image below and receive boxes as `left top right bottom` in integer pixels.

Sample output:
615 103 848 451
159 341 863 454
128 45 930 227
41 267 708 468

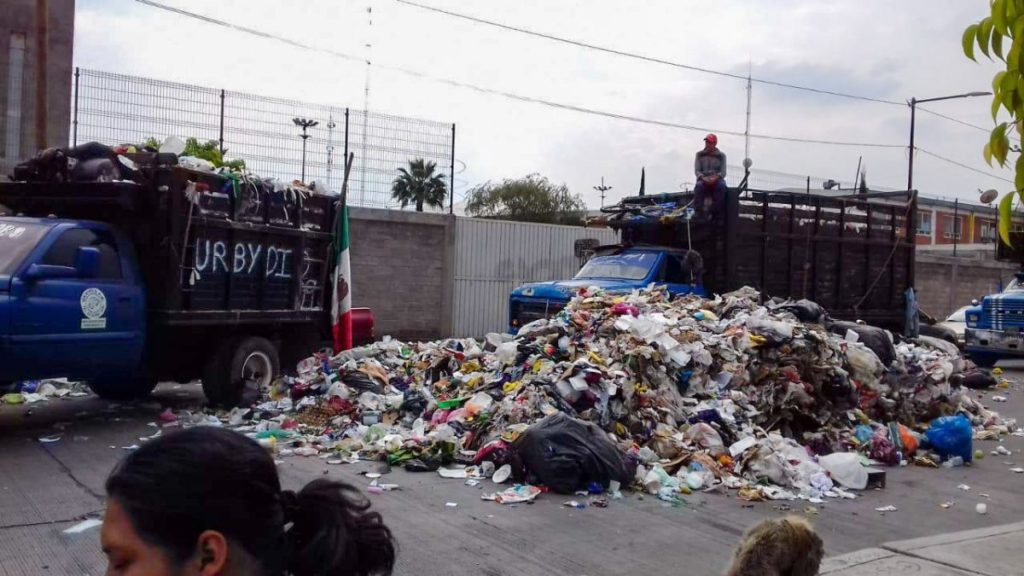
88 373 158 401
202 336 279 407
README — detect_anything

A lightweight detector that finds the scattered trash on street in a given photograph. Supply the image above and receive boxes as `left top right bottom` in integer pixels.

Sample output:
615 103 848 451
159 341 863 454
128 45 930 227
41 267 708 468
161 286 1014 505
62 518 103 534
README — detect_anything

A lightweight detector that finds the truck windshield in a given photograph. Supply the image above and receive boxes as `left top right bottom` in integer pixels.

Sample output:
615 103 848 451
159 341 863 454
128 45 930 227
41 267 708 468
575 252 657 281
0 222 50 275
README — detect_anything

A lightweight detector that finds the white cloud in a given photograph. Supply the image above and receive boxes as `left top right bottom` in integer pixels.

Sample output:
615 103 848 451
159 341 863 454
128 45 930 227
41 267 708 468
75 0 1012 207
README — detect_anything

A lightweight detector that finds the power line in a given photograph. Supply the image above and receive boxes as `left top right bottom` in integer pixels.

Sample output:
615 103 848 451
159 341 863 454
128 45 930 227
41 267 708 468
395 0 1009 138
916 147 1014 184
134 0 905 149
917 107 989 133
394 0 904 106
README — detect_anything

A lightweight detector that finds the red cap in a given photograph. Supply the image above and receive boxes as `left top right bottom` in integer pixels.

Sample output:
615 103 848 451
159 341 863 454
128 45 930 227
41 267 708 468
704 133 718 145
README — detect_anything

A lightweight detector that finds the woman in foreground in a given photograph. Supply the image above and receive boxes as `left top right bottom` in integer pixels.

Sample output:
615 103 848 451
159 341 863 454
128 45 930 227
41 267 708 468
101 426 395 576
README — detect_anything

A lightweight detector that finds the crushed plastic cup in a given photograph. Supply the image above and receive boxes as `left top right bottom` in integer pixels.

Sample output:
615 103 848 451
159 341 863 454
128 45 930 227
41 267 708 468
492 464 512 484
465 392 493 416
480 461 496 478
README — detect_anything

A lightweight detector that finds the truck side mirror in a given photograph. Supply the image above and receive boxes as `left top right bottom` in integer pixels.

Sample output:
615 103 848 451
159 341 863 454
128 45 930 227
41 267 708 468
74 246 101 278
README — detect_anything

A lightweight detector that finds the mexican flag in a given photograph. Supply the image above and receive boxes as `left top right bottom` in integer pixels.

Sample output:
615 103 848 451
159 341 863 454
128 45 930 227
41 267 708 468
331 200 353 353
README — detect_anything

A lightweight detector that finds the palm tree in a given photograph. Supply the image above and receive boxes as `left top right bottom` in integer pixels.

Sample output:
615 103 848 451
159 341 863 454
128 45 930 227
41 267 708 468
391 158 447 212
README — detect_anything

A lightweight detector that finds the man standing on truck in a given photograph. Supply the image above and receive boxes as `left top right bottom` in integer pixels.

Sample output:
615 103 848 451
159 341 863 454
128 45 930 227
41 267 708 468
693 133 728 223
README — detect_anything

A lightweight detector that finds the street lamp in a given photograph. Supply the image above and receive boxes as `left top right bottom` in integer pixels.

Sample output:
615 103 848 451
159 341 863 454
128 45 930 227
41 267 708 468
293 117 319 183
907 91 991 191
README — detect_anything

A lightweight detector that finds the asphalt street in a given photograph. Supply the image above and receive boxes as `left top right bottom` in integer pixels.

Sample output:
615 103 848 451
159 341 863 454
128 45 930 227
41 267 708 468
1 371 1023 576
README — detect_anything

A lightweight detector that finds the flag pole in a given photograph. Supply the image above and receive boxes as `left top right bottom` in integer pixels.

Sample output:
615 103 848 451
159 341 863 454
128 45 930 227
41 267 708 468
331 152 356 353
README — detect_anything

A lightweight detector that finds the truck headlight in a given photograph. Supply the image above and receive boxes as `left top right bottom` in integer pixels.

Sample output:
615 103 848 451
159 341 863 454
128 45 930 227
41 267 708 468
967 313 980 325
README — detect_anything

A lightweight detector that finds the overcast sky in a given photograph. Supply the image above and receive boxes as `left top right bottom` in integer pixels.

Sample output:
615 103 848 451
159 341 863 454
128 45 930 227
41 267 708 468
74 0 1012 208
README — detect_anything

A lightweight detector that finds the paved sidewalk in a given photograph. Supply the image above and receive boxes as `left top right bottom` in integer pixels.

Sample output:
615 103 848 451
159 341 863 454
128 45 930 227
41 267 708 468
820 521 1024 575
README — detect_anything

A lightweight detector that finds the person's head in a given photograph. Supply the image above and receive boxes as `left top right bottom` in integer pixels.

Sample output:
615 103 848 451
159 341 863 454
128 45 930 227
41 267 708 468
703 133 718 151
724 515 823 576
102 426 396 576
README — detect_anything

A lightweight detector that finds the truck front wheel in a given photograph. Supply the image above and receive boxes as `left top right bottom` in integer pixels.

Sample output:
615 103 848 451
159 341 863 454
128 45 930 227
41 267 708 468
202 336 279 407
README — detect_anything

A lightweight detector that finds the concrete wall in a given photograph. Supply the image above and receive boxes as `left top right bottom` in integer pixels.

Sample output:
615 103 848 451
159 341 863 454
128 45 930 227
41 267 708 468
0 0 75 177
348 207 453 342
347 209 613 341
915 247 1017 319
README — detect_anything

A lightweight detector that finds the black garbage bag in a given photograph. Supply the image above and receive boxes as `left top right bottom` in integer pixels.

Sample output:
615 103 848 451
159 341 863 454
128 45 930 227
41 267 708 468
828 320 896 366
510 412 635 494
954 369 997 390
341 371 384 394
775 299 826 324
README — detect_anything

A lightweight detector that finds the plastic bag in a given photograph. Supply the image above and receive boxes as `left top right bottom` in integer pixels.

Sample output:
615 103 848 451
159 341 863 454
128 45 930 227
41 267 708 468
925 415 974 462
897 424 919 455
684 422 726 456
818 452 868 490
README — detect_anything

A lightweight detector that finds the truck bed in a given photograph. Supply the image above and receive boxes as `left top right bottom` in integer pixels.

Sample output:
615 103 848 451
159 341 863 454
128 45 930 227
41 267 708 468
603 188 916 329
0 166 335 327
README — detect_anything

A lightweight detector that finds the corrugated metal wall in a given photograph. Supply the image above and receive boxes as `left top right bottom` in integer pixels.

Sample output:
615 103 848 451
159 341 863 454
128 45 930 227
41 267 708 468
453 218 617 337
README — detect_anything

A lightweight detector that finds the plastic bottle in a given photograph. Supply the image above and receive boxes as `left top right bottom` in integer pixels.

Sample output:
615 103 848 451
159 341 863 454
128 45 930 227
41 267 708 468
465 392 493 416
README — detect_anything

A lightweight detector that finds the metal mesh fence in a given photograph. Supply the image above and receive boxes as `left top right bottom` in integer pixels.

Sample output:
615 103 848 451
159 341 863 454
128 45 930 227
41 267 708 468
72 68 455 211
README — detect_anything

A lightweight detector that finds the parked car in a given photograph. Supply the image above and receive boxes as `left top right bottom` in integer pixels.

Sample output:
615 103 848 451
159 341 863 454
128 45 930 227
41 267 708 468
938 306 968 347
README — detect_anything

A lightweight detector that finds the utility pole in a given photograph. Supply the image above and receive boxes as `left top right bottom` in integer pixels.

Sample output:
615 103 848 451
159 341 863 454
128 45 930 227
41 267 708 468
361 1 373 205
744 62 752 163
593 177 612 208
35 0 49 150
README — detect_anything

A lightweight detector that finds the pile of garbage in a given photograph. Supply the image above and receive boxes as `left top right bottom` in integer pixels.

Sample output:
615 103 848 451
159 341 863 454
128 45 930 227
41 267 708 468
221 286 1013 503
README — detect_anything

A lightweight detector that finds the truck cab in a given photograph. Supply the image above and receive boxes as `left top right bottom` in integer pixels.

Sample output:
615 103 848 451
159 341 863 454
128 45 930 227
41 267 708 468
509 245 703 330
964 272 1024 367
0 218 146 393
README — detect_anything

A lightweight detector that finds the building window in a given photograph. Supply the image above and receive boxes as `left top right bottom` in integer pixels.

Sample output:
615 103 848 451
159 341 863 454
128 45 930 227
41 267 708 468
917 211 932 235
5 32 27 161
943 215 965 240
980 221 997 243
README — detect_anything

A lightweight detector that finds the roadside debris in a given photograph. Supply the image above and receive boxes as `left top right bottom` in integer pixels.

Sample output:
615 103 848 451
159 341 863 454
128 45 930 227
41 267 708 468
62 518 103 534
174 286 1014 504
4 379 90 405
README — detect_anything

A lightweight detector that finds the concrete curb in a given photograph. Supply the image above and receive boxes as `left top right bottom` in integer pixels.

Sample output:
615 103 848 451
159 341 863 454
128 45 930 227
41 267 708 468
820 522 1024 575
882 521 1024 552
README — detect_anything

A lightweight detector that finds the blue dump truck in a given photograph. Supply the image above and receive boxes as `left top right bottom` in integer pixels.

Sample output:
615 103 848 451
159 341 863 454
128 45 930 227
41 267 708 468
963 239 1024 367
510 178 919 332
0 150 353 406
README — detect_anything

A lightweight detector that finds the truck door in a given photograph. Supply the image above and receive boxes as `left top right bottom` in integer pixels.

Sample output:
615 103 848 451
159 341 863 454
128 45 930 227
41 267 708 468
658 253 700 296
9 226 145 381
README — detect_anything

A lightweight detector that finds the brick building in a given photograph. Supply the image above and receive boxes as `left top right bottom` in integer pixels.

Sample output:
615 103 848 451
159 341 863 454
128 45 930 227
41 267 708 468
914 196 1013 247
0 0 75 179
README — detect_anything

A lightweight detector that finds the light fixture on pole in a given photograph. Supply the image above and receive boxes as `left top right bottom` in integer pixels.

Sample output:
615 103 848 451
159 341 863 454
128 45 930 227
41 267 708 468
293 117 319 183
593 177 613 208
907 91 990 192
